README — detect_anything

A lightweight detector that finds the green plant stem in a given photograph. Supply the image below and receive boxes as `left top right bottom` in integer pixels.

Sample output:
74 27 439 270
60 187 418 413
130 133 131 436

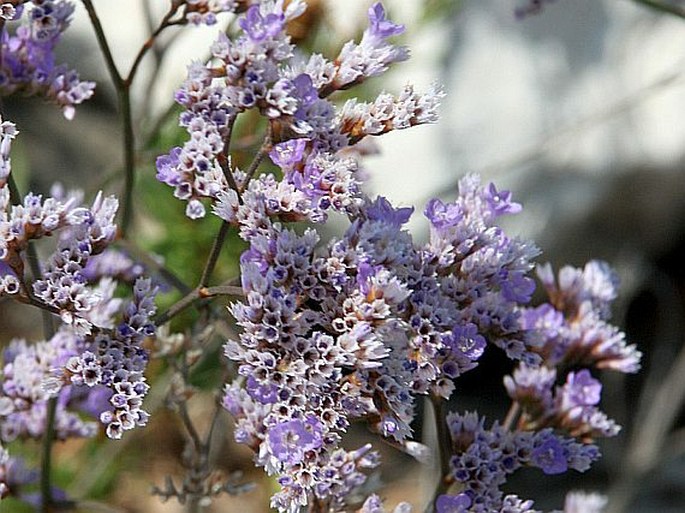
433 397 451 476
41 397 58 513
81 0 123 86
632 0 685 19
119 88 135 236
198 125 272 289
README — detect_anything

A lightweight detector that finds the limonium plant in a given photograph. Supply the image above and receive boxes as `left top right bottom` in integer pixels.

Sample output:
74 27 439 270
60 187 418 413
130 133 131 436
0 1 642 513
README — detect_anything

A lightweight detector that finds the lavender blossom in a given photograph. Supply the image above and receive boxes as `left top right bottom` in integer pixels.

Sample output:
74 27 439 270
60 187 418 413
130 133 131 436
63 277 157 439
520 262 641 372
221 175 553 510
0 329 98 442
358 494 412 513
0 1 95 118
446 412 599 511
322 2 409 94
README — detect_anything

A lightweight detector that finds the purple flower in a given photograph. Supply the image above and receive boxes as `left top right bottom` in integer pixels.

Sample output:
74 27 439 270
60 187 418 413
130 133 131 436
246 376 278 405
561 370 602 409
268 416 324 465
292 73 318 108
520 304 564 337
270 139 307 169
239 6 284 42
500 270 536 303
424 197 463 229
365 196 413 226
367 2 405 40
155 147 182 186
436 493 471 513
484 182 522 216
531 436 568 475
448 323 486 360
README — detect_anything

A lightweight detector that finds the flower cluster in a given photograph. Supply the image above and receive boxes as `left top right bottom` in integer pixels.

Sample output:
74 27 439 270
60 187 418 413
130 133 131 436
63 277 157 439
156 0 441 220
0 115 158 443
0 329 99 442
0 276 156 447
503 261 640 440
524 261 640 372
434 261 640 510
222 173 544 510
0 1 644 511
0 0 95 118
358 494 411 513
442 412 599 512
153 1 637 510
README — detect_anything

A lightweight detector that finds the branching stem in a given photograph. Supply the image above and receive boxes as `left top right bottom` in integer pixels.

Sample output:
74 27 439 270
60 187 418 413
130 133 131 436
81 0 184 237
154 281 244 326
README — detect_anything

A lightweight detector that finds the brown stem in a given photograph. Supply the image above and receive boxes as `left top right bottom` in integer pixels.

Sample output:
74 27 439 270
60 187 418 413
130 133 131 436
153 280 244 326
124 2 186 87
198 221 232 288
116 238 193 295
239 124 273 193
502 401 521 431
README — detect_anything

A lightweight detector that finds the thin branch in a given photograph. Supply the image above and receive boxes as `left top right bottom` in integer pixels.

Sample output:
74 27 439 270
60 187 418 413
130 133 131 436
82 0 182 237
239 124 273 192
40 397 58 513
502 401 521 431
198 221 232 288
119 88 135 236
216 117 243 204
115 238 193 295
153 280 244 326
202 400 223 453
632 0 685 19
203 284 244 297
81 0 124 88
178 401 203 453
431 396 451 478
125 2 185 87
198 122 273 289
